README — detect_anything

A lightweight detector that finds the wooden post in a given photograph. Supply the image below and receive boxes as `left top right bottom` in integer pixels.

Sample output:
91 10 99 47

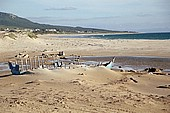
41 56 44 69
32 57 34 69
32 56 35 69
34 56 38 69
23 59 26 71
52 55 55 69
34 56 37 69
17 59 20 69
38 56 40 68
29 58 32 70
15 59 18 65
25 58 28 71
21 59 24 72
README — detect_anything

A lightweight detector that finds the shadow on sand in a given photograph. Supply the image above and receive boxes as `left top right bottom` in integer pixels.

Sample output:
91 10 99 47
0 71 34 78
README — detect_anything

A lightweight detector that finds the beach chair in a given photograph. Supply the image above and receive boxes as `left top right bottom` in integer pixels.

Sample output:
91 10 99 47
8 61 21 75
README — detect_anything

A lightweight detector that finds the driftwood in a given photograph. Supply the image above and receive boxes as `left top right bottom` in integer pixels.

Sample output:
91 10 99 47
157 85 170 89
130 77 138 83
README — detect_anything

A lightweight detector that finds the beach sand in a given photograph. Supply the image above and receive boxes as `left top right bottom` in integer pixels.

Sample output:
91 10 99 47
1 33 170 62
0 32 170 113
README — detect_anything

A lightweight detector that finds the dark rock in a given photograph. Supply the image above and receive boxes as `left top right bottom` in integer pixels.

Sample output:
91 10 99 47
144 67 163 73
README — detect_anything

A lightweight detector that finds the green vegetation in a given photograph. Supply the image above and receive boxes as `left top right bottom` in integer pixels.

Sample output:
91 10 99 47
27 32 38 39
3 33 17 40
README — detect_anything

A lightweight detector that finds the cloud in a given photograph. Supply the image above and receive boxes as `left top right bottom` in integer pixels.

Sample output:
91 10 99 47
28 16 121 23
137 13 153 17
45 7 77 11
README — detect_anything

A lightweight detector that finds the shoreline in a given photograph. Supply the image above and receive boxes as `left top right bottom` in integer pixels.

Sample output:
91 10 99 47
38 32 138 37
42 32 170 40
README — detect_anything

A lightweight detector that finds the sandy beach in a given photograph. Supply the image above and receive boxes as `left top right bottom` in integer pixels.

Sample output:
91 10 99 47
0 32 170 113
1 33 170 62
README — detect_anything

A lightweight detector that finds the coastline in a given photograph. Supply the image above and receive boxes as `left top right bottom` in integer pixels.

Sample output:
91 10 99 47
0 32 170 113
43 32 170 40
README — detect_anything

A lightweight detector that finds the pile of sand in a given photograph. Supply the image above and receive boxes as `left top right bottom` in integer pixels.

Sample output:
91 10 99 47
0 66 170 113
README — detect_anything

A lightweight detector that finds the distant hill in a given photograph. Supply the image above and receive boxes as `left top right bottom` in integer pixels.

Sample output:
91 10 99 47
0 12 131 33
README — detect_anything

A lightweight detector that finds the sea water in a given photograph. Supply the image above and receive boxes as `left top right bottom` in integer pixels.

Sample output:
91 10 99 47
55 32 170 40
86 32 170 40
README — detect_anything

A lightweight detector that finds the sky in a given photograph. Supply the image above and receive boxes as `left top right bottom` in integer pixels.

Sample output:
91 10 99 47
0 0 170 32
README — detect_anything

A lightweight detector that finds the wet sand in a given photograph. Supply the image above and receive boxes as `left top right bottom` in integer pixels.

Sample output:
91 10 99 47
80 56 170 71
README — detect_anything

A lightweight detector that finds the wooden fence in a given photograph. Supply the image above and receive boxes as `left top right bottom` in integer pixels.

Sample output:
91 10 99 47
10 55 81 73
11 55 58 72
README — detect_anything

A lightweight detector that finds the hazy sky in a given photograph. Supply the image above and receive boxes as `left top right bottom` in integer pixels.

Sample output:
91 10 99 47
0 0 170 32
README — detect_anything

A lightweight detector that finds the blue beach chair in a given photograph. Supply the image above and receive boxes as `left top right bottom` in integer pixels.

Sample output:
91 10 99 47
8 62 21 75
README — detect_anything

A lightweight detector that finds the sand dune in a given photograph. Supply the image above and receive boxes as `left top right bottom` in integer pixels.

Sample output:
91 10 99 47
0 66 170 113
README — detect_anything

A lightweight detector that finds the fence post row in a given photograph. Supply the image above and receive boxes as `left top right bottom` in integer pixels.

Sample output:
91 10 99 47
11 54 82 72
11 55 63 72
